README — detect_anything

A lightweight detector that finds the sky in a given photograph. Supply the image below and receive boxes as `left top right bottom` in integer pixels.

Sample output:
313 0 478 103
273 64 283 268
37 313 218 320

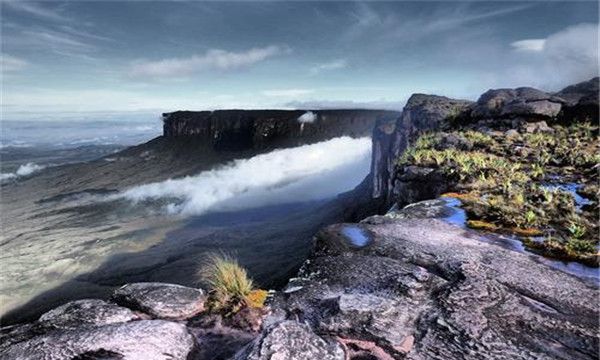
1 1 599 119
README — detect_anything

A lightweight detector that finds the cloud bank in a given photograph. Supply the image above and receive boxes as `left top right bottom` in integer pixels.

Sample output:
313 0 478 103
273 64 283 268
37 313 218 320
498 23 599 90
1 163 45 182
130 45 285 79
115 137 371 215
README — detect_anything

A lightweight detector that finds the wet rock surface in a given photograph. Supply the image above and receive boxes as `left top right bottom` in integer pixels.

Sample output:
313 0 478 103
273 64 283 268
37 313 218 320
0 284 219 359
256 199 599 360
112 282 206 320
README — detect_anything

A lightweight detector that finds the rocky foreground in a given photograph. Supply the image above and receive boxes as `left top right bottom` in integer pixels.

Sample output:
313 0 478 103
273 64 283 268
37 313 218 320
1 199 597 359
1 78 598 359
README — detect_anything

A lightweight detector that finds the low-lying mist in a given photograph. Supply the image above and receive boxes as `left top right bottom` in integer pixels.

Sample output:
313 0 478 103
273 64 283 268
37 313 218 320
115 136 372 215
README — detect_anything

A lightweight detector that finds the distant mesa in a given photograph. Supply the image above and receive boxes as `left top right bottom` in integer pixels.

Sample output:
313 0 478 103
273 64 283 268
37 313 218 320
161 109 400 151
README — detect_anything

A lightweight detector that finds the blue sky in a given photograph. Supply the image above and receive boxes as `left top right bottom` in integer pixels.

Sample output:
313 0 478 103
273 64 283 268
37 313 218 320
1 1 598 118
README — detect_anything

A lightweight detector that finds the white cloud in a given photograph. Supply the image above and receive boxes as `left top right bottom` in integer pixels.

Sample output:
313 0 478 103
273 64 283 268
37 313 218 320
502 23 599 89
1 55 28 72
261 89 314 98
2 24 108 60
345 2 533 44
113 137 371 215
22 29 93 49
3 2 69 22
1 163 45 183
310 59 347 75
16 163 45 176
297 111 317 124
130 46 285 78
511 39 546 52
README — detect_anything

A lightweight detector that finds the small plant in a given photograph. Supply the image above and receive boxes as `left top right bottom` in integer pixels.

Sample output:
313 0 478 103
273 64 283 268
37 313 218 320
524 210 537 226
541 188 555 204
531 163 545 179
198 254 255 314
567 222 586 239
432 151 446 166
414 133 437 150
463 130 493 147
566 239 595 254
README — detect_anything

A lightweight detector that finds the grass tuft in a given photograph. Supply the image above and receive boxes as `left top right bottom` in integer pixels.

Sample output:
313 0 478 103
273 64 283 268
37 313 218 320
198 254 255 313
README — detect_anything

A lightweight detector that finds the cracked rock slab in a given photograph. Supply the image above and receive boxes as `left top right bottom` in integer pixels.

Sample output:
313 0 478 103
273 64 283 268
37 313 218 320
112 282 206 320
38 299 139 329
264 199 599 360
0 320 195 360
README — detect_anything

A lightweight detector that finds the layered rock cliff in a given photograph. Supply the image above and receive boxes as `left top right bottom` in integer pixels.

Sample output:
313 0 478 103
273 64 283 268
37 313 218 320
370 77 600 207
162 109 400 151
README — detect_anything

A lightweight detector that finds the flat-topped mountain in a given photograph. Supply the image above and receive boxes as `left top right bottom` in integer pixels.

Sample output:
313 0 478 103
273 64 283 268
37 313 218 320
162 109 399 151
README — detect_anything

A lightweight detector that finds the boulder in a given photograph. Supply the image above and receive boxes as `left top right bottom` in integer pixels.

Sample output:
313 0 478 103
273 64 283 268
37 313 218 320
505 129 520 140
112 282 206 320
501 100 562 118
471 87 563 120
0 320 195 360
435 132 473 151
524 120 554 133
393 166 455 207
555 77 599 106
236 320 344 360
38 299 139 329
0 300 140 352
555 77 599 123
400 94 472 131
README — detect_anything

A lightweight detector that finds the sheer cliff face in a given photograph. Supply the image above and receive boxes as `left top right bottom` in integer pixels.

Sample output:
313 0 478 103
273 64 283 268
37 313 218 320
370 95 472 201
162 110 400 151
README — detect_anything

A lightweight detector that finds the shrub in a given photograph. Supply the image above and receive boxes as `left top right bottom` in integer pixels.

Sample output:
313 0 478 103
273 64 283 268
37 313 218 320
566 239 595 254
198 254 254 313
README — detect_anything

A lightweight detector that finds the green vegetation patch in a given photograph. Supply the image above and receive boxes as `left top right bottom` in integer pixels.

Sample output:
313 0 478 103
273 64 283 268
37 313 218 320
397 122 599 266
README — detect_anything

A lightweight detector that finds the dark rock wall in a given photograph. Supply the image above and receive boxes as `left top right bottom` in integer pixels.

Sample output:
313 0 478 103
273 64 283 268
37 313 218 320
162 110 400 151
370 95 472 206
